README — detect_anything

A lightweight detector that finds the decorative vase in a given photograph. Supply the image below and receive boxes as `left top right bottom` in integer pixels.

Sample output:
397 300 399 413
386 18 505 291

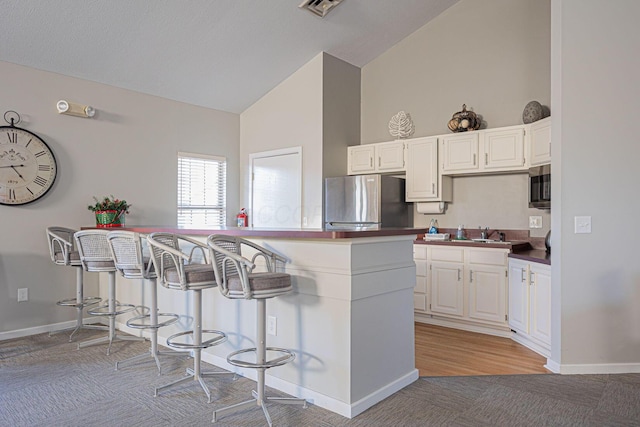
95 210 125 228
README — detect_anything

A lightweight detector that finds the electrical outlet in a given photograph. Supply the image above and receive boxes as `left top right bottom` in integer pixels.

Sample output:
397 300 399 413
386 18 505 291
529 216 542 229
574 216 592 234
267 316 277 336
17 288 28 302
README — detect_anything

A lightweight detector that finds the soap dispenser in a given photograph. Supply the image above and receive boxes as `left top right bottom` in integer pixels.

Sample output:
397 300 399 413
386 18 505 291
428 219 439 234
456 225 465 240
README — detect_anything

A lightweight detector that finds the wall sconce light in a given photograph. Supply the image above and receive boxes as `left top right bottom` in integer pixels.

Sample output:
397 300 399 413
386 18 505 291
56 100 96 118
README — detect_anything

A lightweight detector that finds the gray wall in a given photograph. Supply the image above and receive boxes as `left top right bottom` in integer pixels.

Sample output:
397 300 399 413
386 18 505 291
550 0 640 369
0 61 239 335
361 0 551 237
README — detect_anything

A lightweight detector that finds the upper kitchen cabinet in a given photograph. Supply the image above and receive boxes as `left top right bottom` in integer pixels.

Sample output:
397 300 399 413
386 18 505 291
405 137 452 202
441 125 526 175
441 132 479 173
347 140 405 175
528 117 551 166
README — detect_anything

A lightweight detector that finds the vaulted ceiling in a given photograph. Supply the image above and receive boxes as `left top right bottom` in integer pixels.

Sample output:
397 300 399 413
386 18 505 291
1 0 458 113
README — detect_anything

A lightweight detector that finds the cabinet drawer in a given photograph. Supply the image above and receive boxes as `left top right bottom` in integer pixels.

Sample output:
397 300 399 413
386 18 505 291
429 247 464 263
466 248 507 266
414 294 427 311
414 245 427 260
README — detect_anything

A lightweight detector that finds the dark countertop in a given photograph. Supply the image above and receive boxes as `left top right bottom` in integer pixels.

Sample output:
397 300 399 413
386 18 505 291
82 225 424 240
508 248 551 265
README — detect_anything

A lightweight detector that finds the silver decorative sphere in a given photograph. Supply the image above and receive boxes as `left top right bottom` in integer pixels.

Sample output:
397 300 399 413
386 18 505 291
522 101 544 124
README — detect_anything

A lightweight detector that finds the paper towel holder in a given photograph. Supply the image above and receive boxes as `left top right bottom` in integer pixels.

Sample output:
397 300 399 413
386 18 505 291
416 202 446 214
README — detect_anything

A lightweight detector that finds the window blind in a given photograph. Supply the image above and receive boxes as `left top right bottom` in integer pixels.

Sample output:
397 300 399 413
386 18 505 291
177 152 226 227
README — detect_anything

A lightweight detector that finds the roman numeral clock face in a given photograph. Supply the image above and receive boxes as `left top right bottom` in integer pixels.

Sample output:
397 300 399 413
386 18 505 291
0 126 57 205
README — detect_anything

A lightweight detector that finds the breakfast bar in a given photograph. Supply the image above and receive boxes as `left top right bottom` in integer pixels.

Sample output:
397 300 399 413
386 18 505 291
104 226 422 418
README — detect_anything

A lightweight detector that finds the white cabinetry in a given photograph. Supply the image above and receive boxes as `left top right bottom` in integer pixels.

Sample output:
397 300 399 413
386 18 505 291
416 245 509 334
347 140 405 175
441 125 526 175
405 137 452 202
528 117 551 166
508 258 551 357
413 244 428 312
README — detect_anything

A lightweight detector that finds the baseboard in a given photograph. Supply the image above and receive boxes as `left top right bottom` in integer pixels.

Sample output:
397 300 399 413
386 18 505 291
0 318 104 341
201 351 419 418
554 363 640 375
414 313 511 338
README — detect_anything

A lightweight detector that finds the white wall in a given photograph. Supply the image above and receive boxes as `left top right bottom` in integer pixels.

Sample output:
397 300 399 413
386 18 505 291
0 61 239 334
240 52 361 228
361 0 551 236
550 0 640 370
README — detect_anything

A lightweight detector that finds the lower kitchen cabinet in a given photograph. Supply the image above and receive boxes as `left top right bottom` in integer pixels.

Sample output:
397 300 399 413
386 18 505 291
414 244 509 335
508 258 551 357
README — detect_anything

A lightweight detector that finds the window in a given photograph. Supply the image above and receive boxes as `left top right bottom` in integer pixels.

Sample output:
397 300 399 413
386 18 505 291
177 152 226 227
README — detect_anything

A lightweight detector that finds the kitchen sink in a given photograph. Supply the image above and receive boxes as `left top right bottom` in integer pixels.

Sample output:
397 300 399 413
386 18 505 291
471 239 510 244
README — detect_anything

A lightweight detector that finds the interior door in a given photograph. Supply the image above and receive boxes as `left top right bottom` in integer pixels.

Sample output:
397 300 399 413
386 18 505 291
250 147 302 228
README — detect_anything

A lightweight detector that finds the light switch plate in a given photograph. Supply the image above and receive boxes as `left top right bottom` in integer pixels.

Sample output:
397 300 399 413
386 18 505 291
574 216 592 234
529 216 543 229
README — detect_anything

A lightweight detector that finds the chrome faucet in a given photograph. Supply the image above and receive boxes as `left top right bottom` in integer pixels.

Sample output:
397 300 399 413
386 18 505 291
479 226 489 240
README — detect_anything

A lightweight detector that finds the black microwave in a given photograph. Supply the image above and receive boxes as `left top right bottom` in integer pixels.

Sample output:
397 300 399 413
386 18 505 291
529 165 551 209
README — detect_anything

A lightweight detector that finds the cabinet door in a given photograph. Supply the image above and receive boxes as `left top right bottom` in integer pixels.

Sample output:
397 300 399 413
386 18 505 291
482 126 525 171
441 132 479 173
429 262 464 317
414 245 428 312
529 117 551 166
347 145 375 175
406 137 438 201
508 259 529 333
529 263 551 346
376 141 405 172
468 264 507 324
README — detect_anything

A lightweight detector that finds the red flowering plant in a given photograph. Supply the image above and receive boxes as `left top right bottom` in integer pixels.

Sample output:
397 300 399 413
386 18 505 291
87 195 131 213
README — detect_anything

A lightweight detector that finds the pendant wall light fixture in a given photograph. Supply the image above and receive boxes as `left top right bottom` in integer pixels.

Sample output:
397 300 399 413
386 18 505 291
298 0 343 17
56 100 96 118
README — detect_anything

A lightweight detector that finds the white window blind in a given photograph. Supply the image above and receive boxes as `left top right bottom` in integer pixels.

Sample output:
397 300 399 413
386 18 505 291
177 152 226 227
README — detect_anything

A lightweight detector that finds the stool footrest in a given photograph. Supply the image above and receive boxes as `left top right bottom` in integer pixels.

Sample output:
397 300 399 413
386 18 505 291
166 329 227 350
227 347 295 369
56 296 102 308
87 302 136 317
126 313 179 330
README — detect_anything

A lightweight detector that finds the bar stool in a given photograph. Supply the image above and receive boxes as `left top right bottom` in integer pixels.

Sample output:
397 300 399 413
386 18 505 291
74 229 145 354
147 232 231 402
207 235 307 426
45 226 107 341
106 230 181 374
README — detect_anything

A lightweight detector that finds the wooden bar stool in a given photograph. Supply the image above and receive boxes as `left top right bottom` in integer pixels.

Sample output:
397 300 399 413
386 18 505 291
147 232 232 402
74 229 144 354
106 230 181 374
46 226 107 341
207 235 307 426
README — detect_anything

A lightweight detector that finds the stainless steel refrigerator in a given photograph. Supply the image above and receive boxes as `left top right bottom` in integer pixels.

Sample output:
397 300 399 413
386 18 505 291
324 174 411 230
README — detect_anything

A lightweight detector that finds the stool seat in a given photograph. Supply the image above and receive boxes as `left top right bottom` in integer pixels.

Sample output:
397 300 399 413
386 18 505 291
148 232 233 402
207 235 307 426
46 226 106 341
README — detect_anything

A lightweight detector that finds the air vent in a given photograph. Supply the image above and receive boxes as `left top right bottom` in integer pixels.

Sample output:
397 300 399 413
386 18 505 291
298 0 343 18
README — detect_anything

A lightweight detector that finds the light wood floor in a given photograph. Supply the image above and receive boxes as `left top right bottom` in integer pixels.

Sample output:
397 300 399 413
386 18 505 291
415 322 550 377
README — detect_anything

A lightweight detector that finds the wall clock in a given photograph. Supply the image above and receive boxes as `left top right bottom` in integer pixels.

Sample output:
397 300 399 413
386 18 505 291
0 111 57 205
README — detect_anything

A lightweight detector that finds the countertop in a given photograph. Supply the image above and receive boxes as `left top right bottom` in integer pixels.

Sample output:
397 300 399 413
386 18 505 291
83 225 424 240
414 234 550 265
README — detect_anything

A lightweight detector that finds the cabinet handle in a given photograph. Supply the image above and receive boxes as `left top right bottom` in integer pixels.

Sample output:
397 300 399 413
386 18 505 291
473 154 476 165
370 157 373 167
521 268 526 283
432 183 435 193
457 268 461 281
378 157 381 168
470 270 473 283
485 153 488 165
530 271 535 285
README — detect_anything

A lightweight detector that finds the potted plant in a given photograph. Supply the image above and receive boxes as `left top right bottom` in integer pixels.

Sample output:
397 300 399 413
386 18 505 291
88 195 131 228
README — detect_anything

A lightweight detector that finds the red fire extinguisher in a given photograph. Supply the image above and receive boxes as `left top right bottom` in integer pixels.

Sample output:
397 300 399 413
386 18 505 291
236 208 248 227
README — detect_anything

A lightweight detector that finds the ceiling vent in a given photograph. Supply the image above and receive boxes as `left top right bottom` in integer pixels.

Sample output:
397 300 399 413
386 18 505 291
298 0 343 18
